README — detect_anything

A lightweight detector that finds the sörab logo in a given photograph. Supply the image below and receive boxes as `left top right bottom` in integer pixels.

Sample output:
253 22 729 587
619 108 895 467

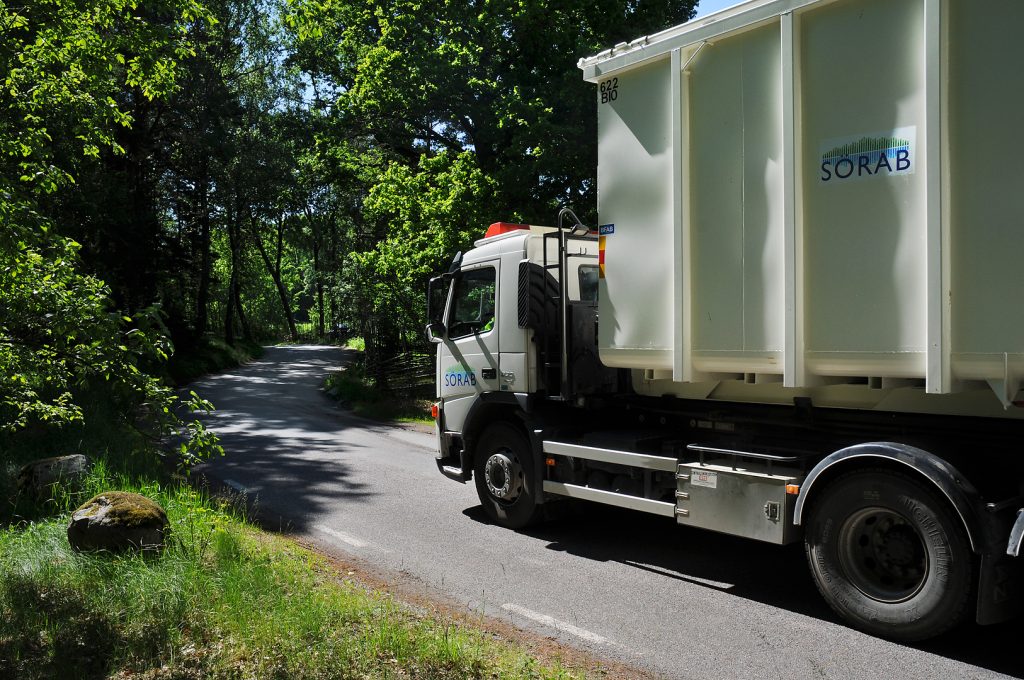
443 364 477 388
819 126 915 183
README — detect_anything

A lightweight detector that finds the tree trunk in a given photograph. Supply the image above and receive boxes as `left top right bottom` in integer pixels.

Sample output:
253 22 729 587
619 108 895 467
313 236 324 339
230 215 252 342
253 215 298 342
224 294 236 345
303 206 326 340
234 267 252 342
327 220 339 330
195 171 212 337
224 207 238 346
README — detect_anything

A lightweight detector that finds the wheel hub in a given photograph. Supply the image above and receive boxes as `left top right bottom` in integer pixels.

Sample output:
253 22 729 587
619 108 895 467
838 507 929 603
484 451 523 502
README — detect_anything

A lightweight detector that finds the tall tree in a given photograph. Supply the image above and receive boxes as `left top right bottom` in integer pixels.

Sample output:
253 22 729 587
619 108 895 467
158 0 297 345
285 0 697 357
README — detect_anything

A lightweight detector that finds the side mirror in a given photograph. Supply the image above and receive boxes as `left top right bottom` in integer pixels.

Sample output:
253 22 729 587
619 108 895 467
427 274 453 343
425 321 446 344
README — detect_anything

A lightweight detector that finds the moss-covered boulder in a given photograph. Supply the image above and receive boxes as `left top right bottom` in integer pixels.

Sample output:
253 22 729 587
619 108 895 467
67 492 168 553
17 454 90 500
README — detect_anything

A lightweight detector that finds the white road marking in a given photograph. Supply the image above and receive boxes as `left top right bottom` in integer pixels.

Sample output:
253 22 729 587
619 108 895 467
223 478 260 493
314 524 370 549
501 603 609 645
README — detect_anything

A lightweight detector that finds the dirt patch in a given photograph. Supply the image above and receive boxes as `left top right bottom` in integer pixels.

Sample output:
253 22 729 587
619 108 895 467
386 420 435 435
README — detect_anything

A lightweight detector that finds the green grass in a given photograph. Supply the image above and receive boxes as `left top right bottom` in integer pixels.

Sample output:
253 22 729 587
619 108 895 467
324 356 433 426
0 464 585 679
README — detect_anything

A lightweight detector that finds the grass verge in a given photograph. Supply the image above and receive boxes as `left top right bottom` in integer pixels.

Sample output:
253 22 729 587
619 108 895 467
0 464 584 679
324 352 433 426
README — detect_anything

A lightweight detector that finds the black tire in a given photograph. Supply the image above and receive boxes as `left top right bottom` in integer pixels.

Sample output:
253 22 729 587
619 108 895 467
803 468 973 641
473 422 541 529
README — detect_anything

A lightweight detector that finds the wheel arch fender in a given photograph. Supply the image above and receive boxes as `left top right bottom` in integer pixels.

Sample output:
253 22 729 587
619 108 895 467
793 442 983 554
460 392 533 477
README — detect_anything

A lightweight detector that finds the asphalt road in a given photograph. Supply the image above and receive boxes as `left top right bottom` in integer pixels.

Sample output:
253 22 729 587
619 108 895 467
192 345 1022 680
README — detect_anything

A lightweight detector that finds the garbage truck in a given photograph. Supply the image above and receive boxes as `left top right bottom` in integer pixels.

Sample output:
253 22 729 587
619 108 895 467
425 0 1024 641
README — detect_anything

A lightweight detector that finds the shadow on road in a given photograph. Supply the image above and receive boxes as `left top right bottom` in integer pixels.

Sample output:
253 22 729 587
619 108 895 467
190 345 378 532
465 501 1022 678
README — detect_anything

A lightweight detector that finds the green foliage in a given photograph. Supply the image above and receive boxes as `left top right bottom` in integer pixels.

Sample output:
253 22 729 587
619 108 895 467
287 0 695 220
364 151 495 284
1 234 100 430
283 0 697 358
1 0 207 196
0 212 222 469
0 0 220 468
3 235 138 427
354 150 496 338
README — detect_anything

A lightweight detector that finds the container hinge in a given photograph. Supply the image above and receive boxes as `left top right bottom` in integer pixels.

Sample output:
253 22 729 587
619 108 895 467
986 352 1020 410
681 40 709 73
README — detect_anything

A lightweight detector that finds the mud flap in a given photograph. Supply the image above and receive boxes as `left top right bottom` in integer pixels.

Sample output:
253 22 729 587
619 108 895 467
977 552 1024 625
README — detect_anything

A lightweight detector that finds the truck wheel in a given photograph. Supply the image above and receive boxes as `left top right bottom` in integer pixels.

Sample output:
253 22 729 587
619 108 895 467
803 469 973 641
474 422 541 529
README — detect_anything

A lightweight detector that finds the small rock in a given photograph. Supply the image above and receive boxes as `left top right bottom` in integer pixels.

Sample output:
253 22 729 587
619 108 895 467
18 454 91 500
67 491 169 553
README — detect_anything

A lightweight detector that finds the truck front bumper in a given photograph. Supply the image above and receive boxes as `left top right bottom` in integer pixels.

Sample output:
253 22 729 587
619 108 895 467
435 430 470 482
434 403 470 482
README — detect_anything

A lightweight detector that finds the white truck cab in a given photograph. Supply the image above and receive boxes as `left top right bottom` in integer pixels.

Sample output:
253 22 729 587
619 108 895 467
429 221 599 436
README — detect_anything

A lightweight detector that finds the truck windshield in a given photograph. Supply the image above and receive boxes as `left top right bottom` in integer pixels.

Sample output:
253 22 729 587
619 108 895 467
449 267 496 338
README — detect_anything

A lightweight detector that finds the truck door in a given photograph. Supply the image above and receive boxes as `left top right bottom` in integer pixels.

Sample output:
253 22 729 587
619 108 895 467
439 261 501 430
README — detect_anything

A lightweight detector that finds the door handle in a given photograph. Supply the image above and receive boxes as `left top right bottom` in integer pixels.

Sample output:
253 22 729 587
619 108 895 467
481 368 497 380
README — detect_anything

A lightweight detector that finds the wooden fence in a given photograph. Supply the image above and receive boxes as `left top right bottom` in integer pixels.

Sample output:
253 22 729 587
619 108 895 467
366 351 435 397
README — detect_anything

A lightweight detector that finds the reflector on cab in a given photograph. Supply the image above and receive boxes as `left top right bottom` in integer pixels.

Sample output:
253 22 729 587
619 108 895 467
484 222 530 238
